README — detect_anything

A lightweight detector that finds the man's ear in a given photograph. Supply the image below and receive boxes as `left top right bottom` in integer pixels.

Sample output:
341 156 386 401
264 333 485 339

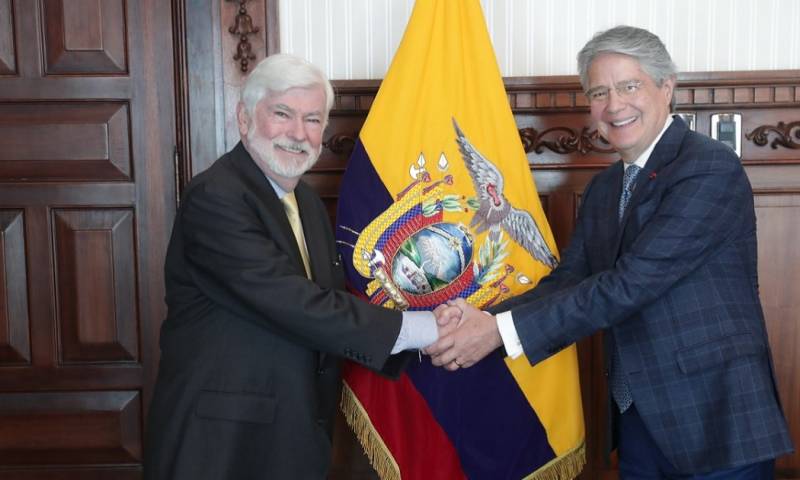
662 76 676 105
236 102 249 138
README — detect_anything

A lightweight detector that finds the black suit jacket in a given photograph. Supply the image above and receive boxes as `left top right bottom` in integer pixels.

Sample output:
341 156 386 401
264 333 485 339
144 143 407 479
493 117 793 472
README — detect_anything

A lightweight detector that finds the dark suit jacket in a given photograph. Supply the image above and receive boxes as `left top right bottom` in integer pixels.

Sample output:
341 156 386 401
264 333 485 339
144 143 407 479
493 117 793 473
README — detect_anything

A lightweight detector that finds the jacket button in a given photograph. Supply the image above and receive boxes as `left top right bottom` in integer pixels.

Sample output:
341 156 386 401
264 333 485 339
317 368 326 375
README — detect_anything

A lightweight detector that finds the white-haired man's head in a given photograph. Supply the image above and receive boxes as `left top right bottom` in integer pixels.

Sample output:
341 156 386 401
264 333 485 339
237 54 334 191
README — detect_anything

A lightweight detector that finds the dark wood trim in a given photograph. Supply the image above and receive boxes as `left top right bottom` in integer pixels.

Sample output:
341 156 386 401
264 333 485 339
332 70 800 90
173 0 227 190
172 0 191 200
265 0 279 55
330 71 800 113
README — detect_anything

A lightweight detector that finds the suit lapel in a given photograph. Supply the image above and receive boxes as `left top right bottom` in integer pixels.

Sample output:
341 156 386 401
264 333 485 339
597 161 625 268
613 116 689 256
230 145 334 367
294 182 332 286
228 143 309 277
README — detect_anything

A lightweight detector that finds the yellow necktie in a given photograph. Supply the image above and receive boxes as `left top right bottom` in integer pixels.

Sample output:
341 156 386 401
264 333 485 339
280 192 312 278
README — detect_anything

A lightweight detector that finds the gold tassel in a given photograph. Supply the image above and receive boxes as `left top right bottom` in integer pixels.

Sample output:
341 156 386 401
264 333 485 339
341 381 586 480
522 442 586 480
340 383 401 480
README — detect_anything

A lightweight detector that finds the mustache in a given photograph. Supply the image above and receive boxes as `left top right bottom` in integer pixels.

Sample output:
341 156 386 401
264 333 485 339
272 137 314 155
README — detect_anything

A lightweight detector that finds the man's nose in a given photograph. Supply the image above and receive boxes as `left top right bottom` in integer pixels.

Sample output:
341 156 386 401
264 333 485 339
286 116 307 141
605 89 625 112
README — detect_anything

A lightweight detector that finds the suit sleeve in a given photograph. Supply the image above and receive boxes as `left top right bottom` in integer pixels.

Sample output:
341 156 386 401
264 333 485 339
179 181 404 374
514 146 751 364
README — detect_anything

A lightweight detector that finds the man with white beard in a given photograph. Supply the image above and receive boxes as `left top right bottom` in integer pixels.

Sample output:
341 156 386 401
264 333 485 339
144 54 451 479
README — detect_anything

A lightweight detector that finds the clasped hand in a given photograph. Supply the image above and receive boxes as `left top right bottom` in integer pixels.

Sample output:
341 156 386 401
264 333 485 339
425 298 503 371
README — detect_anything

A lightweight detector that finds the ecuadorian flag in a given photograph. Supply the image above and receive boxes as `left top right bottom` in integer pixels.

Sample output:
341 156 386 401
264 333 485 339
335 1 585 478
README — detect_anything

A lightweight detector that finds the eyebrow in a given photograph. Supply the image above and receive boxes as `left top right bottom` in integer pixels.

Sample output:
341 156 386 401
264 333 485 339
269 103 322 117
588 79 640 91
585 85 607 95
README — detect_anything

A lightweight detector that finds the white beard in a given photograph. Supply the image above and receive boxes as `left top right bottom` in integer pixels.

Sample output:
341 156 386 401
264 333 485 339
247 127 320 179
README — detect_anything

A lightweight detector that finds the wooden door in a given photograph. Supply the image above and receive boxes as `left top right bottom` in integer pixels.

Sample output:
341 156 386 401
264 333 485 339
0 0 175 477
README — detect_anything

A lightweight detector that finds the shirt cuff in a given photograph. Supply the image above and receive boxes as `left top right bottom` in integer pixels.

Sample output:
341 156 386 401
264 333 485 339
391 311 438 354
496 310 524 358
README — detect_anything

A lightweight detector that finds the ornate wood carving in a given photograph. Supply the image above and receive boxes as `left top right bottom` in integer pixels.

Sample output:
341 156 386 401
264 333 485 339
519 126 615 155
322 126 618 157
746 121 800 150
228 0 260 72
323 132 358 155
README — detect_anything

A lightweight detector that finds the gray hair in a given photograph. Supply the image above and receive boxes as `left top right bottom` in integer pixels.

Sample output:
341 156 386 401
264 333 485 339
240 54 335 123
577 25 678 109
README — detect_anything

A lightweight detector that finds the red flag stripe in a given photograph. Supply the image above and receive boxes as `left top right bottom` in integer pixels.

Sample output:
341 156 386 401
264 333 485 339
344 363 466 480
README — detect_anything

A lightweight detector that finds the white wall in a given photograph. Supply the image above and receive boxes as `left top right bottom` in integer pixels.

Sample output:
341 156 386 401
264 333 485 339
278 0 800 79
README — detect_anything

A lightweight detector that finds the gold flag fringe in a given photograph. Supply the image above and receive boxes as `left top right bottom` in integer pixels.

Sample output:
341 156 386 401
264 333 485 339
342 380 585 480
523 442 586 480
340 382 401 480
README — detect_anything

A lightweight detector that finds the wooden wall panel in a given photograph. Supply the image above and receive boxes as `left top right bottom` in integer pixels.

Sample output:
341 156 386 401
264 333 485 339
754 192 800 476
53 209 138 363
0 0 16 75
0 391 140 464
0 102 131 181
0 209 30 365
42 0 127 74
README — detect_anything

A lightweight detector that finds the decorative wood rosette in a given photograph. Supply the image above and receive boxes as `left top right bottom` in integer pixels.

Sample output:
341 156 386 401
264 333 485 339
746 121 800 150
519 126 615 155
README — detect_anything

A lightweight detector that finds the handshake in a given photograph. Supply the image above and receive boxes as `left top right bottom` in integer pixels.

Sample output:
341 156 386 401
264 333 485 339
423 298 504 371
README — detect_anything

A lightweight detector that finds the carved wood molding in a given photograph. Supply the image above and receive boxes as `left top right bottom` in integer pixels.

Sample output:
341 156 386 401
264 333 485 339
519 126 614 155
746 121 800 150
322 127 617 157
330 72 800 113
323 133 358 155
227 0 260 72
322 73 800 168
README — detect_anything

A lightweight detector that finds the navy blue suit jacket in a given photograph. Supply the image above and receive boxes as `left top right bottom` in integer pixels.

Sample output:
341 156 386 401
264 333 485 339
494 117 793 473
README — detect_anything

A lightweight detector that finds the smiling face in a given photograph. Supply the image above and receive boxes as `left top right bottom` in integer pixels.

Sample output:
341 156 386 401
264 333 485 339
238 85 326 190
587 53 674 163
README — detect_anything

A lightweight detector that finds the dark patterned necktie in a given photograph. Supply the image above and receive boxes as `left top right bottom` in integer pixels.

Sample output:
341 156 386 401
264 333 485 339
611 164 641 412
618 164 641 221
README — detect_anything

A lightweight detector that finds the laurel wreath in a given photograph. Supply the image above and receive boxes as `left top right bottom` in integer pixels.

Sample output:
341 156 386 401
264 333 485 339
474 232 509 285
421 194 465 217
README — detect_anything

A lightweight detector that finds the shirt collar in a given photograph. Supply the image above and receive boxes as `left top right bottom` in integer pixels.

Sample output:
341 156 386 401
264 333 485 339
265 174 289 200
624 115 673 171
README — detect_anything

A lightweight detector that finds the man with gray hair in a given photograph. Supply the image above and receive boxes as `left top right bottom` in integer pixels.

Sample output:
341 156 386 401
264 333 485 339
427 25 793 478
144 54 452 479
